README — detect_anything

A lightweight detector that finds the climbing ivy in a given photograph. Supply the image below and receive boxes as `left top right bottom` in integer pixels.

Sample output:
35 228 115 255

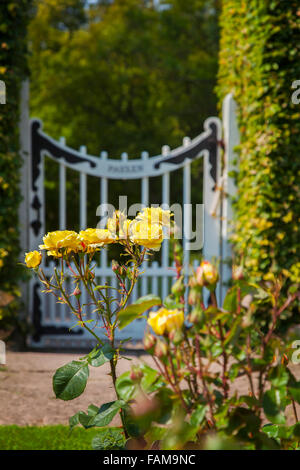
0 1 32 327
217 1 300 285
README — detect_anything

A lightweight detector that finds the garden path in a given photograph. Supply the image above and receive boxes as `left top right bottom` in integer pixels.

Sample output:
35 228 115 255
0 351 299 426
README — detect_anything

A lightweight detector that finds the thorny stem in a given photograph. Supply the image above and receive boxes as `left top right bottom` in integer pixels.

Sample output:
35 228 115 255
264 292 299 347
163 358 189 413
166 347 189 412
183 329 198 397
246 333 256 400
211 290 229 399
292 399 299 424
53 267 104 346
109 325 129 439
195 335 215 426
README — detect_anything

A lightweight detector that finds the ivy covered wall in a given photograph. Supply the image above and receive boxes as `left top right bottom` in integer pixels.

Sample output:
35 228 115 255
217 0 300 283
0 1 32 327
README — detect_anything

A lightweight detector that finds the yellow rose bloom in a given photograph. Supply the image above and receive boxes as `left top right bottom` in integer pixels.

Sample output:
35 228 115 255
118 219 131 239
136 207 172 228
25 251 42 268
47 250 62 258
107 211 131 239
129 221 164 251
39 231 80 252
148 307 184 335
79 228 116 249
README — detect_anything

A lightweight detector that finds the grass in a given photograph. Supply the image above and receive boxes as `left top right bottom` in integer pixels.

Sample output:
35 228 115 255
0 425 108 450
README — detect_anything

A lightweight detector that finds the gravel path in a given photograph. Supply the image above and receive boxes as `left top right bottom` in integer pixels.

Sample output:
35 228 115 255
0 351 153 426
0 351 299 426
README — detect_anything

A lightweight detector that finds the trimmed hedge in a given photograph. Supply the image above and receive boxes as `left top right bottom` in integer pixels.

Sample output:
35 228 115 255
217 1 300 283
0 1 32 326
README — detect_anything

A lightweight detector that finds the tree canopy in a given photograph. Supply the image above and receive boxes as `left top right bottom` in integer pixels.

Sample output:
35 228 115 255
29 0 219 156
29 0 219 239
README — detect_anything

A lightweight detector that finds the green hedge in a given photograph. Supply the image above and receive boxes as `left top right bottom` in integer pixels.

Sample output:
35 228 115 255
217 1 300 283
0 1 32 326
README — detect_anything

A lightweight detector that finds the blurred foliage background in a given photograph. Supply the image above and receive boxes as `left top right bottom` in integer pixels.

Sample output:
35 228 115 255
0 1 33 332
28 0 220 235
217 0 300 287
1 0 299 334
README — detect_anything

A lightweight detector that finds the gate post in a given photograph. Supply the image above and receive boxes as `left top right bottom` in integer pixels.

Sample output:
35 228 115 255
203 117 222 305
220 93 239 302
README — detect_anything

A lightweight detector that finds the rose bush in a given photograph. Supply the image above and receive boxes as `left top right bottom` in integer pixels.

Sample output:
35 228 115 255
25 213 300 450
114 243 300 450
25 207 172 441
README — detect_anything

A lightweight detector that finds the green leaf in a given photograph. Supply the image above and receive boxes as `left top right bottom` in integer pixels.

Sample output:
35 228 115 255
53 361 89 401
263 389 286 424
116 364 163 402
163 294 184 310
140 364 164 393
91 428 126 450
88 344 115 367
162 422 199 450
190 404 208 427
70 404 99 429
224 317 242 347
144 426 167 445
262 423 279 439
90 401 125 427
116 372 136 401
288 382 300 404
77 401 125 429
268 365 289 388
118 294 161 329
69 412 81 431
223 286 238 312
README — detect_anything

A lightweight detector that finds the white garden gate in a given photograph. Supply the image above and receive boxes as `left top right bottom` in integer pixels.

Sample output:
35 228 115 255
20 91 238 348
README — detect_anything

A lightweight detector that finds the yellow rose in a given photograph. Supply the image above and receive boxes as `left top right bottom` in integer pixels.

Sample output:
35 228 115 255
136 207 172 228
47 250 62 258
39 231 80 252
25 251 42 268
119 219 132 239
147 307 184 335
107 211 131 239
79 228 116 249
129 221 164 251
196 261 219 287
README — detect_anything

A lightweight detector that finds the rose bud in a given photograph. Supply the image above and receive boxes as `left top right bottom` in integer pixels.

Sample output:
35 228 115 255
73 286 81 298
189 275 198 288
168 329 183 345
189 306 205 327
188 287 201 306
25 251 42 269
196 261 219 288
143 333 156 351
154 339 168 358
232 265 244 280
126 268 134 281
171 276 185 297
112 260 119 272
130 366 144 382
